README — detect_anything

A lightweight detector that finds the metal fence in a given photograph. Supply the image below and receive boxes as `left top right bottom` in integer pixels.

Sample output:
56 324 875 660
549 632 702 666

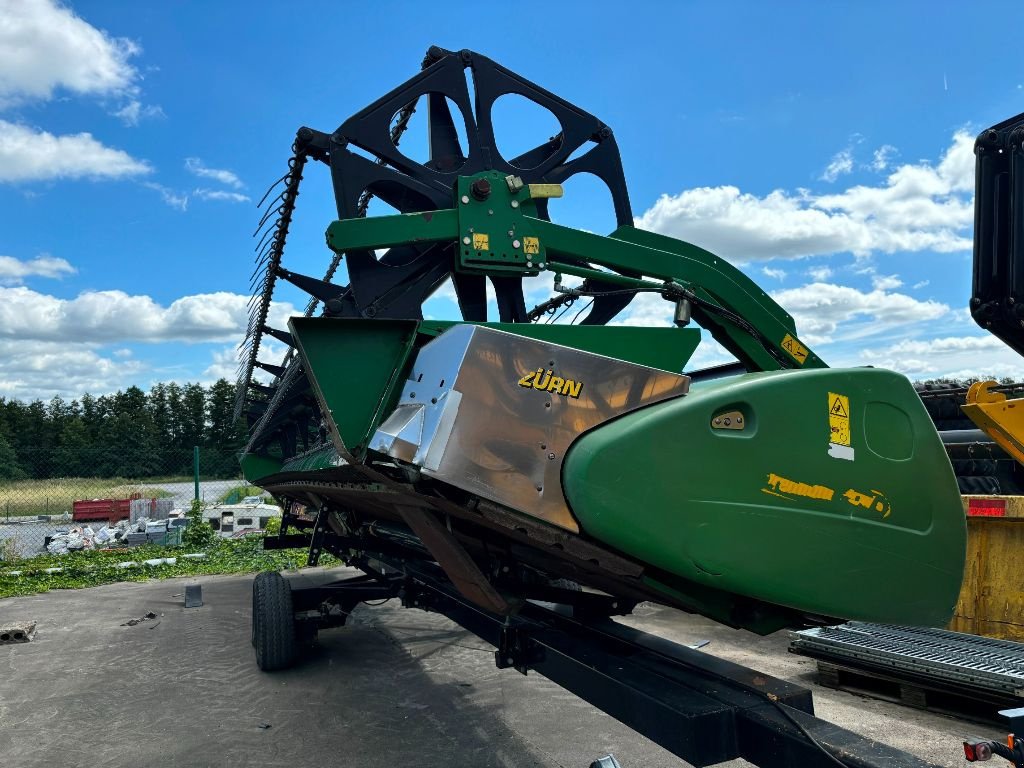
0 447 250 560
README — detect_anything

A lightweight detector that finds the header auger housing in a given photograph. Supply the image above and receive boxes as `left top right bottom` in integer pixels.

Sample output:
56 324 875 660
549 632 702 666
237 46 966 636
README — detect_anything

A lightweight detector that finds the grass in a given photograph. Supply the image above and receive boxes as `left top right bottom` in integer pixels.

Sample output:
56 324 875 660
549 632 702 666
0 536 337 599
216 484 268 504
0 476 182 518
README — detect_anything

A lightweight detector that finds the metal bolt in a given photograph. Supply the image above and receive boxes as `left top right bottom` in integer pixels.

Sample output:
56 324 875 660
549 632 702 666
536 486 543 492
527 261 533 268
461 195 470 204
410 392 416 398
471 177 492 201
511 200 520 208
462 236 471 245
512 239 521 249
736 415 743 424
488 209 494 215
538 263 545 269
713 418 721 426
540 443 547 450
548 452 556 460
724 417 731 426
507 230 514 236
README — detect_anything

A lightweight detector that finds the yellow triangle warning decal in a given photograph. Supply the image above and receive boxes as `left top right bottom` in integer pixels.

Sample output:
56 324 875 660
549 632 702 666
830 399 848 418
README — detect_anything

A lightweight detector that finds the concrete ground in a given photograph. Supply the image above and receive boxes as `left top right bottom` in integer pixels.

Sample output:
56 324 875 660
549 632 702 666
0 568 1004 768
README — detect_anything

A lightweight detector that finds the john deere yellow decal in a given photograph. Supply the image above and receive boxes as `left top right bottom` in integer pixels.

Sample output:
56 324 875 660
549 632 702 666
518 368 583 398
472 232 490 250
780 333 808 365
761 472 835 502
523 236 540 255
843 487 891 518
827 391 854 462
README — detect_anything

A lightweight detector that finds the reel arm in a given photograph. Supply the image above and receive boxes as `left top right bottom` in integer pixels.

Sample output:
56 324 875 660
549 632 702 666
326 173 825 374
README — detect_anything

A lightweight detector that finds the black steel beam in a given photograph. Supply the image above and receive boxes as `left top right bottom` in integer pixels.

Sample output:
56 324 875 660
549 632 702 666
278 544 941 768
386 558 942 768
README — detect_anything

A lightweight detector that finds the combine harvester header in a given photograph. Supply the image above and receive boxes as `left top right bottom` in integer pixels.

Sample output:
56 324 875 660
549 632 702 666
236 46 978 768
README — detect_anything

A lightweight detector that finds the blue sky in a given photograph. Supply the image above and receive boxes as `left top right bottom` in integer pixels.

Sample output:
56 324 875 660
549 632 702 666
1 0 1022 401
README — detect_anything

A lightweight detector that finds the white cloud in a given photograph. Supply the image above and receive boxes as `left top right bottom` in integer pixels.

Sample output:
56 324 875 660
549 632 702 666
913 279 930 289
634 130 974 263
821 147 854 182
853 335 1024 381
192 188 250 203
0 119 151 182
609 292 676 328
203 346 239 382
185 157 244 189
143 181 188 211
0 254 74 284
871 273 903 290
807 265 833 281
683 337 736 371
871 145 897 171
0 286 298 344
769 282 948 345
143 183 252 210
0 339 146 400
0 0 140 107
761 266 786 280
203 341 286 385
112 99 164 127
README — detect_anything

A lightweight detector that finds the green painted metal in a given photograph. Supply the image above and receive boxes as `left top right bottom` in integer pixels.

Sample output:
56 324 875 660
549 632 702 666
419 321 700 373
454 172 544 274
562 366 967 628
325 209 458 252
278 445 343 474
323 170 823 373
287 317 419 460
240 452 282 483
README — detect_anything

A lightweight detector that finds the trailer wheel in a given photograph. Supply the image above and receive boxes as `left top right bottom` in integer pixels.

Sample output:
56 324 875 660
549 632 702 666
958 475 1001 495
250 575 261 647
253 571 296 671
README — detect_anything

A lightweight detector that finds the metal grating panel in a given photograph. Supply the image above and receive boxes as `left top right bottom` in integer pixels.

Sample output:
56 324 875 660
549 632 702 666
791 622 1024 696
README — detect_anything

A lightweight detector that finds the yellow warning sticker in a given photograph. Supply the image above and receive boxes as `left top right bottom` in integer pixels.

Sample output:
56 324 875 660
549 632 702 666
781 333 808 365
472 233 490 250
523 236 540 255
828 392 850 447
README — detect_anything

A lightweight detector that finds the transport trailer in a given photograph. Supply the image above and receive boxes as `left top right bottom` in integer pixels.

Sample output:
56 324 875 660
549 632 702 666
253 539 945 768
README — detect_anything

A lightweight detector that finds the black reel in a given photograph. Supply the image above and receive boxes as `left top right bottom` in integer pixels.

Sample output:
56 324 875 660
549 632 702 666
237 46 640 428
311 45 636 325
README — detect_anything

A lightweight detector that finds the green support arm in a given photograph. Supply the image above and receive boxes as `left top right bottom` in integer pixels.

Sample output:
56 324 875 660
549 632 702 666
325 173 825 373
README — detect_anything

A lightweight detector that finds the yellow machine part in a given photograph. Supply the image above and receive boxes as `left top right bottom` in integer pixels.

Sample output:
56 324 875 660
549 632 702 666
962 380 1024 465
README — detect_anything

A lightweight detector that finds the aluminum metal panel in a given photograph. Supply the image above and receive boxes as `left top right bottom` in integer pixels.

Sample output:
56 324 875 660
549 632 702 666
371 325 690 531
791 622 1024 696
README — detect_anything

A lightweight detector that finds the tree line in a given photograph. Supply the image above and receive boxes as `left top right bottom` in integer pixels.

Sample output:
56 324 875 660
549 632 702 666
0 379 247 481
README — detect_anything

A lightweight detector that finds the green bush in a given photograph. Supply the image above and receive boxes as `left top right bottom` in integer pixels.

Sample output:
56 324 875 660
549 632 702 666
0 537 337 599
182 500 215 549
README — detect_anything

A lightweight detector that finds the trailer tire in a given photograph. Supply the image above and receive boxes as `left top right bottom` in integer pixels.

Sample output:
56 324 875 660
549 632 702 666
958 475 1001 495
253 571 296 671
